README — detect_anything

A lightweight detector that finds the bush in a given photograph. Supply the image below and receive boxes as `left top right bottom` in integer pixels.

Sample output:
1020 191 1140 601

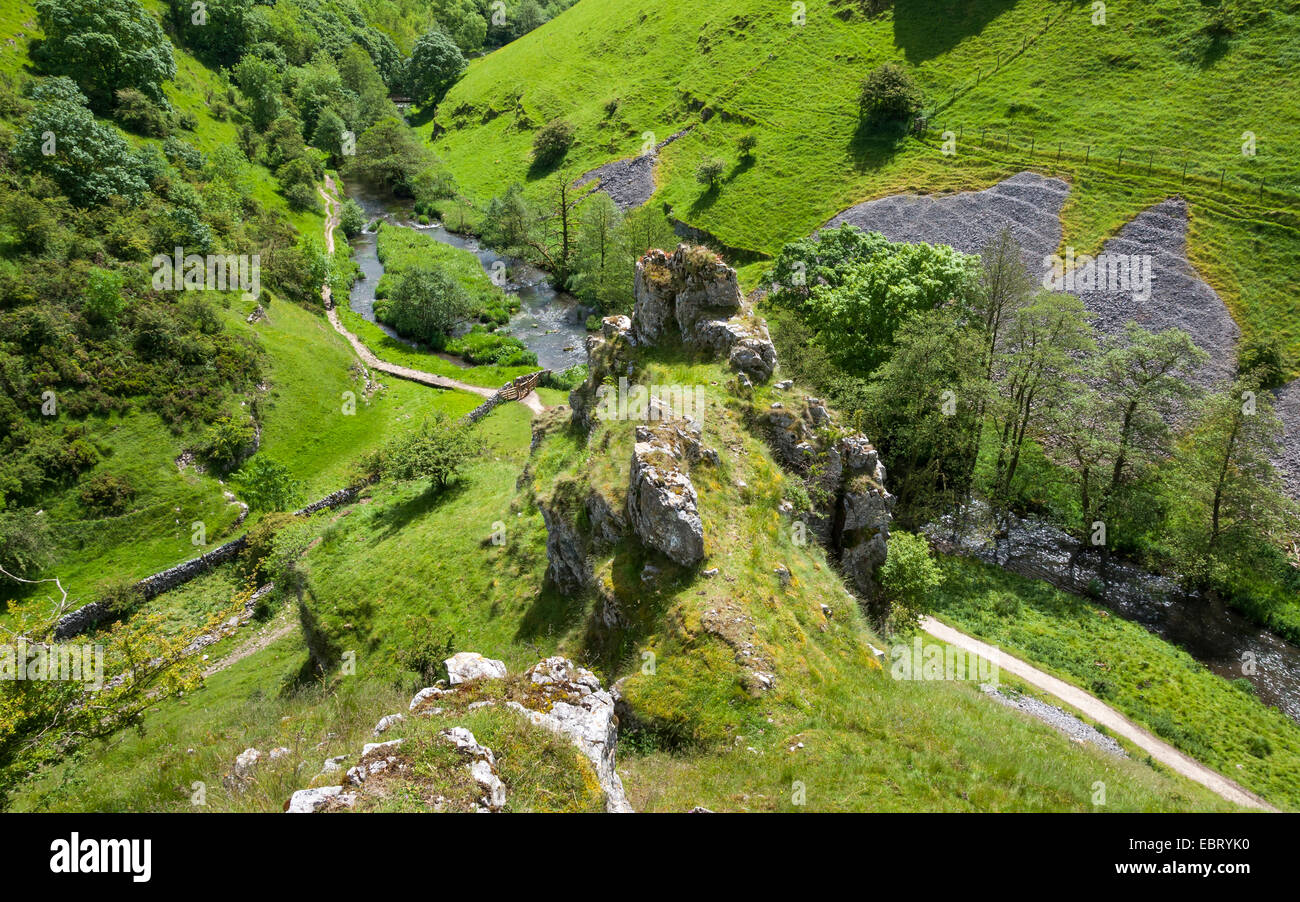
543 364 588 391
1238 337 1290 390
358 412 481 493
375 265 476 347
112 87 169 136
532 118 575 167
232 456 301 513
737 133 758 158
858 62 923 123
340 198 366 238
444 327 538 367
0 509 52 580
201 416 255 472
878 530 942 632
78 473 136 516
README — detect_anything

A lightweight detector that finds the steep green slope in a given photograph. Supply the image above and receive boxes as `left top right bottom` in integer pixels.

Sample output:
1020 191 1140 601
426 0 1300 364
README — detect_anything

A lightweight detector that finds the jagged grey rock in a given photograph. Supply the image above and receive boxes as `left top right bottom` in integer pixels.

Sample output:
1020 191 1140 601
286 785 356 813
627 423 705 566
372 714 405 736
632 245 777 383
444 652 507 686
439 727 506 812
506 656 633 813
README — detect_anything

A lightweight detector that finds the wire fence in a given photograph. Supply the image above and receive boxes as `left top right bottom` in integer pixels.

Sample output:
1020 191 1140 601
908 119 1300 211
905 1 1300 211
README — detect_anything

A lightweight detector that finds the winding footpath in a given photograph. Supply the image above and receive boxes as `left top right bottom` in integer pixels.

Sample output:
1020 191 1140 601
921 616 1278 811
316 178 544 414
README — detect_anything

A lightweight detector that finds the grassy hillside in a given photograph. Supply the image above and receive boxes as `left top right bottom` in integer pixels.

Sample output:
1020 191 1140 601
12 358 1241 812
931 556 1300 809
426 0 1300 368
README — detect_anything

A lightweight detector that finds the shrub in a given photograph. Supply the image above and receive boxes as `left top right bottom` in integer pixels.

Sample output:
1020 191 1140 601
543 365 588 391
0 509 52 580
532 118 575 167
112 87 169 136
444 327 538 366
1238 337 1290 390
201 416 255 472
737 133 758 158
232 456 301 513
858 62 923 123
78 473 136 516
878 530 942 632
360 412 481 492
340 198 366 238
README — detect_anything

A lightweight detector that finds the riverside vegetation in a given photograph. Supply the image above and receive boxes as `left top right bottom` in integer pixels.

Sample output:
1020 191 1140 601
0 0 1297 813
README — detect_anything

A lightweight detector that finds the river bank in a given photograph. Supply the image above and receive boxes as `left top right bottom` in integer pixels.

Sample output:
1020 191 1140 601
343 181 590 374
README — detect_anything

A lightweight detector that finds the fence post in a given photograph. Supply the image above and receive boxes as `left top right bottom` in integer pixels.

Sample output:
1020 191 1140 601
1118 148 1124 168
1057 141 1061 162
1220 169 1225 188
1085 145 1091 165
1030 136 1035 156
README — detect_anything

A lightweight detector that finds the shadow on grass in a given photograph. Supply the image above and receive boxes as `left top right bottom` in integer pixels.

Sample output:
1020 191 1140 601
891 0 1025 65
371 480 470 540
848 115 913 171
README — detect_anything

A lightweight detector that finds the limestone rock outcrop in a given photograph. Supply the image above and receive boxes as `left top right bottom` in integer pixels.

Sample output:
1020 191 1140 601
569 314 637 432
756 394 895 612
505 656 633 813
445 651 508 686
632 244 777 383
627 422 705 567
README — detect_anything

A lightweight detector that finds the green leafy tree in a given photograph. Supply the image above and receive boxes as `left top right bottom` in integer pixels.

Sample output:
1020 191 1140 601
347 117 431 195
695 156 725 188
310 107 348 161
14 80 148 206
167 0 255 66
569 192 624 310
878 530 942 632
34 0 176 111
406 29 467 107
794 236 980 374
432 0 488 52
233 456 302 512
532 117 575 167
339 198 366 238
378 265 476 346
371 413 481 493
862 310 988 525
858 62 923 124
1165 379 1292 572
232 55 282 131
988 291 1095 502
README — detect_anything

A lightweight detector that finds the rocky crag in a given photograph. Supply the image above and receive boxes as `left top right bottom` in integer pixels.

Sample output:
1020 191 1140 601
753 392 896 619
539 244 895 621
278 653 631 813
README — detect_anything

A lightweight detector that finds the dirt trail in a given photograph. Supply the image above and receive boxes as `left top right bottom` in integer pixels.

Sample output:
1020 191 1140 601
202 617 296 679
921 616 1278 811
317 178 543 413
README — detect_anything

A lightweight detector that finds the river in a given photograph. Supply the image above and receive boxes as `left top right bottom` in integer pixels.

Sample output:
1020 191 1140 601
926 501 1300 724
343 182 589 373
